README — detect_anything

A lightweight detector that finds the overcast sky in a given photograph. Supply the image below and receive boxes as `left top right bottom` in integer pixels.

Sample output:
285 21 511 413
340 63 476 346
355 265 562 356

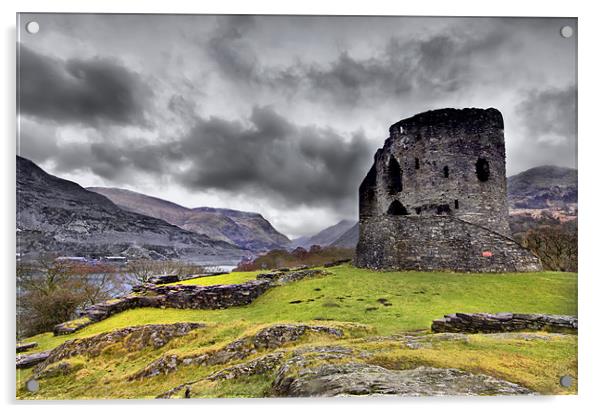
17 14 577 238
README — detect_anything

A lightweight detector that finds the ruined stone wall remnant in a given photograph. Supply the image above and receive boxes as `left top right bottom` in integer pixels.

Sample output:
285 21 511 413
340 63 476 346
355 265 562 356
356 108 542 272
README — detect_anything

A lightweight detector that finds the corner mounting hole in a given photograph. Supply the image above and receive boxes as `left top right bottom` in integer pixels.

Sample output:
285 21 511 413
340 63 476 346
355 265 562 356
559 375 573 387
560 25 573 38
26 21 40 34
26 379 39 392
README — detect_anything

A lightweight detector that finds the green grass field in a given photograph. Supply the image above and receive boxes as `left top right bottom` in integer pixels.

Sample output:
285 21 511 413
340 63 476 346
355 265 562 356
17 265 578 398
22 266 577 352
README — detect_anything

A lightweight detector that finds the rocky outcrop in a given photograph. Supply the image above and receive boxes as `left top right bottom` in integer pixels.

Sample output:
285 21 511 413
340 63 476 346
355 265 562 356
158 352 286 398
431 313 577 334
273 363 535 396
207 352 285 381
130 324 343 381
34 361 84 380
16 351 51 369
17 342 37 353
35 323 203 373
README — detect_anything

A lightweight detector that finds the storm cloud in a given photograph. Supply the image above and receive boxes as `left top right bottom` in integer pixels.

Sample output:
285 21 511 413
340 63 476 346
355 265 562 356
511 85 577 169
175 106 373 208
205 16 513 106
18 46 152 127
16 14 577 237
37 106 374 211
517 85 577 143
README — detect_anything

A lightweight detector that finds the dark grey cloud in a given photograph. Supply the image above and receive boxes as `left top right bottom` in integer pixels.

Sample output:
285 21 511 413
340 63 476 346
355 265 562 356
205 17 512 106
18 46 152 127
517 85 577 141
510 85 577 170
174 106 373 209
207 15 259 82
36 106 374 210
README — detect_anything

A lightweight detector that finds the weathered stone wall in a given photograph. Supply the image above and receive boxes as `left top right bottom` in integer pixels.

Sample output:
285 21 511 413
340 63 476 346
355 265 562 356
431 313 577 334
356 215 541 272
357 108 542 272
132 280 273 310
54 279 273 335
53 268 331 336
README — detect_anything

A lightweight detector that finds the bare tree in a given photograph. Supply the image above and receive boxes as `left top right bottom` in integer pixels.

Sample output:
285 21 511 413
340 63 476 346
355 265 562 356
520 222 577 272
17 255 122 338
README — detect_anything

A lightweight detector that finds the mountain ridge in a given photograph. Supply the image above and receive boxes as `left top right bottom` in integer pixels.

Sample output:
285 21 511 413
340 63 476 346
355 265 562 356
289 219 356 250
87 187 290 252
17 156 246 263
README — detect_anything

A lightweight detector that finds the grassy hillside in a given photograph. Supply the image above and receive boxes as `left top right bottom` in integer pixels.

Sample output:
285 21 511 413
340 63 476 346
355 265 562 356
17 265 578 398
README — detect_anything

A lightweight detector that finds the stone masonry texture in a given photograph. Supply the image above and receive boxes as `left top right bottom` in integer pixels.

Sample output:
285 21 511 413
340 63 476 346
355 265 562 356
356 108 542 272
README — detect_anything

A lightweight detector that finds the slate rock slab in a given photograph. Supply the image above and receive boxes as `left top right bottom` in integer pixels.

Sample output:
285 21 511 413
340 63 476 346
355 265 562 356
431 313 577 334
16 351 51 369
273 363 535 397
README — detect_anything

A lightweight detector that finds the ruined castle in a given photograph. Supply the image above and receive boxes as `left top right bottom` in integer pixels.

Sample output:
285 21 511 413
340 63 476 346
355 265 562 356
355 108 542 272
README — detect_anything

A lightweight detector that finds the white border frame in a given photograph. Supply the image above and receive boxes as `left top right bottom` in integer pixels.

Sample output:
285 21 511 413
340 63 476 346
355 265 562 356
2 1 599 411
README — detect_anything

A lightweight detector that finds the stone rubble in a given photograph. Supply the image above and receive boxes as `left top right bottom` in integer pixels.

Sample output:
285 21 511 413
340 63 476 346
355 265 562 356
16 342 37 353
16 351 51 369
256 269 329 285
431 312 577 334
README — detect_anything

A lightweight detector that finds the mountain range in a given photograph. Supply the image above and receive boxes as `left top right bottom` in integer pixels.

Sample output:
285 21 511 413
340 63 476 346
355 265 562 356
88 187 289 252
288 220 356 250
16 156 246 263
507 165 577 221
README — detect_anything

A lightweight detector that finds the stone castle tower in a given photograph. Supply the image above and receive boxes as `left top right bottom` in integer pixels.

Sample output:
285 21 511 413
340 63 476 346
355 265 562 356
356 108 542 272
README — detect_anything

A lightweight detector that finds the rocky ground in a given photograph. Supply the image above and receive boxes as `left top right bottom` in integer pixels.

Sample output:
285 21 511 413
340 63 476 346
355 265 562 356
17 322 574 398
16 265 578 399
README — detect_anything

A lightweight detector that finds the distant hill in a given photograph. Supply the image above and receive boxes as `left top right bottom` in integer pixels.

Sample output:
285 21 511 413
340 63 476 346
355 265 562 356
507 165 577 213
17 156 245 262
331 222 359 248
289 219 357 250
88 187 289 252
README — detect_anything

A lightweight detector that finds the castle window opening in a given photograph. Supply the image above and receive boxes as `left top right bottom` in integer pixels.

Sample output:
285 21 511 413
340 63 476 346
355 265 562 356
454 199 459 209
387 156 403 194
387 200 409 216
443 165 449 178
415 157 420 169
436 204 451 215
476 158 490 182
415 207 422 215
